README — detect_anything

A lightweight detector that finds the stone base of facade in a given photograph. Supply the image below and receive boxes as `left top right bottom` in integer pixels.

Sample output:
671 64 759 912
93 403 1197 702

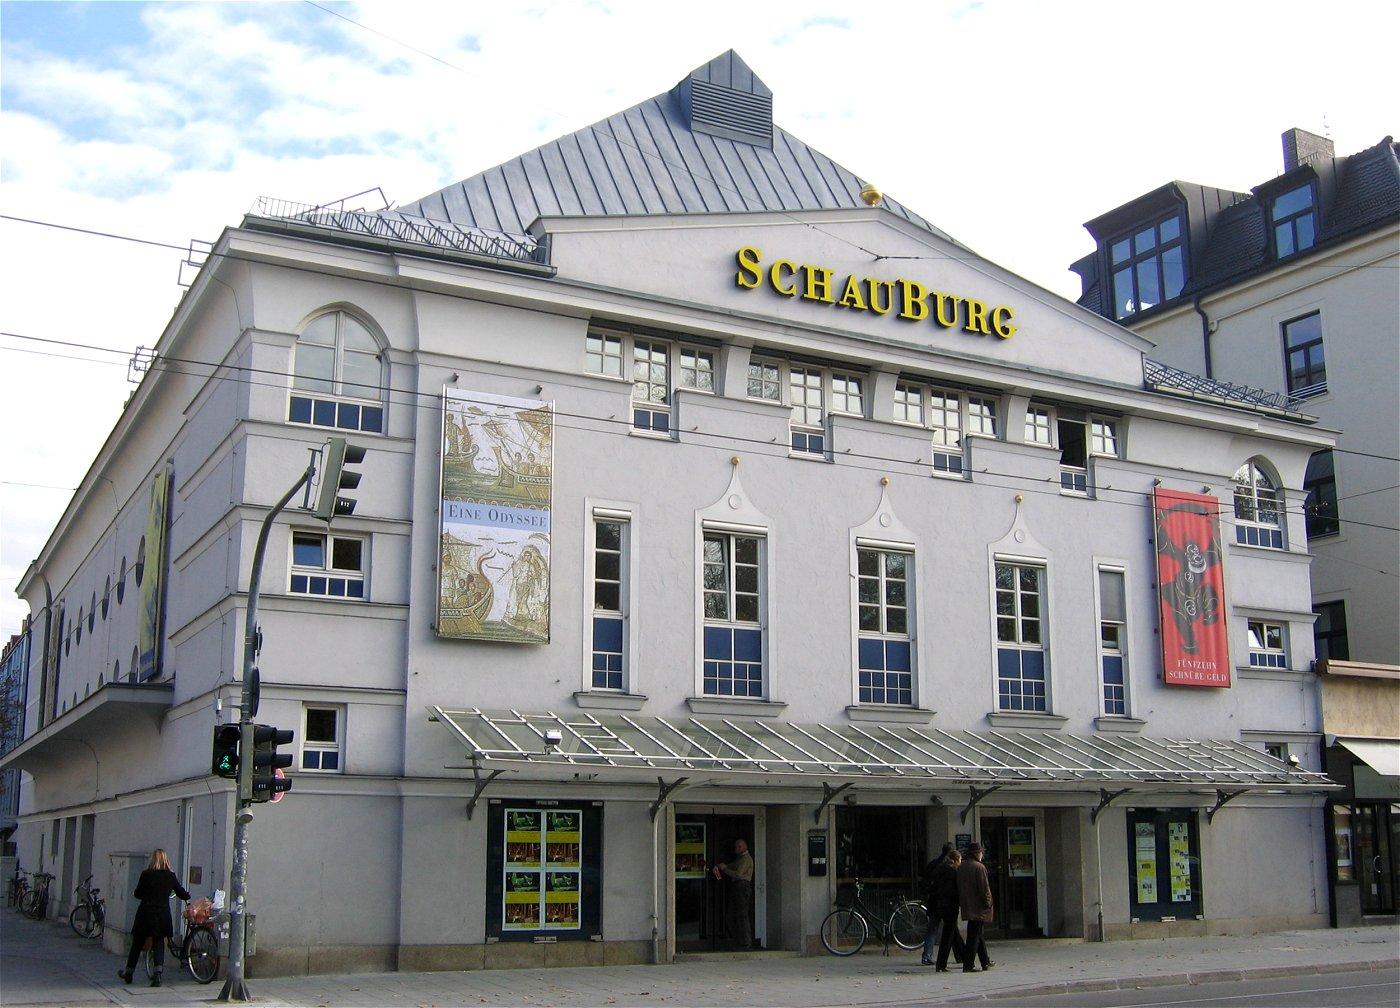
248 940 651 977
1102 912 1327 941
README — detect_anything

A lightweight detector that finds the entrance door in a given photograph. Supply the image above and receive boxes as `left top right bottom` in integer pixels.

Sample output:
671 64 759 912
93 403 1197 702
674 813 758 951
1354 803 1397 914
981 816 1041 937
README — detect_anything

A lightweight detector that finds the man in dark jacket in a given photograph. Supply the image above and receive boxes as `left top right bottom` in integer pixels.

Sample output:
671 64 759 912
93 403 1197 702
956 842 994 972
922 848 966 969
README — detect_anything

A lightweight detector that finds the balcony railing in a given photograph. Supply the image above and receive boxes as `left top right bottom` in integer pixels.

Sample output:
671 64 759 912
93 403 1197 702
1143 358 1308 415
246 197 550 268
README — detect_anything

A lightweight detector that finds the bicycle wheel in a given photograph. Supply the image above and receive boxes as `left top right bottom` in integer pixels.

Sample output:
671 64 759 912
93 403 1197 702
20 890 39 919
184 925 220 984
91 906 105 940
889 901 928 950
820 908 868 956
69 904 94 938
138 944 156 983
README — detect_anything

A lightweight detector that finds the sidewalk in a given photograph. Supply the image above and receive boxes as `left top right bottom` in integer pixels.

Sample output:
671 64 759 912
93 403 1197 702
2 909 1395 1007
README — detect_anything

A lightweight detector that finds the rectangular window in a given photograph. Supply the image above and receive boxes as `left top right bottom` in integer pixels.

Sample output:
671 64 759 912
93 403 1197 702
1057 417 1089 494
831 372 864 416
1272 184 1317 259
1304 450 1340 539
893 383 924 425
1109 215 1186 320
591 519 627 690
289 532 365 599
1283 312 1326 397
1247 620 1287 669
900 383 999 476
995 561 1048 712
789 365 826 456
301 705 342 771
856 548 914 706
1098 567 1128 716
1090 418 1119 457
631 338 670 433
1264 742 1289 762
1313 600 1349 662
585 331 623 377
928 390 964 475
702 532 764 698
747 359 781 402
1025 406 1052 445
678 347 715 392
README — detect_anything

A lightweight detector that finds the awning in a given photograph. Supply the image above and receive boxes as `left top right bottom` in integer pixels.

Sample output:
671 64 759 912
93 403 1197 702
431 707 1334 793
1334 738 1400 778
0 681 173 774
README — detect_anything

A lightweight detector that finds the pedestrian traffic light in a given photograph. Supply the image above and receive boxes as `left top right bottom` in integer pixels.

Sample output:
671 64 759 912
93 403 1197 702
211 725 240 779
314 437 366 523
249 724 294 803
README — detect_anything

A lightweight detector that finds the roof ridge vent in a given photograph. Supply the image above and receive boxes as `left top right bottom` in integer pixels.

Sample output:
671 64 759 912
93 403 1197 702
674 49 773 148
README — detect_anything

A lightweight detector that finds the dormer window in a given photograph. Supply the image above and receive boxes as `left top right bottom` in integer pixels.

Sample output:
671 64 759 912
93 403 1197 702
1271 184 1316 258
1109 215 1185 320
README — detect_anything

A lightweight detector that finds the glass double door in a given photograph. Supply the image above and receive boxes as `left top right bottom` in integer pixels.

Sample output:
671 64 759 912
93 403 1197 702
675 813 758 951
981 815 1041 937
1354 804 1400 915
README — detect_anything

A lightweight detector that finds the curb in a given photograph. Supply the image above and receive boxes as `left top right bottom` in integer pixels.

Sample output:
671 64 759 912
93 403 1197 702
943 957 1398 1003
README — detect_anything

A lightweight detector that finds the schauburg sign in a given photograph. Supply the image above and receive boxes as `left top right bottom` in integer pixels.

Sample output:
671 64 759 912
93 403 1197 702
733 246 1018 339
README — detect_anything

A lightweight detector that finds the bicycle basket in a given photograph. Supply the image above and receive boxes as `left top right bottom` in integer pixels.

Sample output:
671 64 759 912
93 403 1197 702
834 882 858 908
184 898 214 924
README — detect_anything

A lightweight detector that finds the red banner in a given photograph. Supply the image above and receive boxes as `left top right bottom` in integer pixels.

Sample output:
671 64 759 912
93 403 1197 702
1153 489 1231 687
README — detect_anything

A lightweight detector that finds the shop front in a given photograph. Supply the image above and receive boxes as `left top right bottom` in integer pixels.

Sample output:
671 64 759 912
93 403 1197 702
1326 739 1400 921
673 806 765 952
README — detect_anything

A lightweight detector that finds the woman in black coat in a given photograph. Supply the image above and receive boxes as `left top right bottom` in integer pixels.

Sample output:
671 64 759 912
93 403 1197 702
118 849 190 987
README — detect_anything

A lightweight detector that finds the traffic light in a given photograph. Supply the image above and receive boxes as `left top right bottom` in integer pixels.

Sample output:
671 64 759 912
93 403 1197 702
212 725 240 779
314 438 366 523
249 724 294 803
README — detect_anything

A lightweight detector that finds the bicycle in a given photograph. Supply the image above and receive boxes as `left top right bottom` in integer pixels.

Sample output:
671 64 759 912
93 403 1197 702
136 899 223 985
819 878 929 956
20 872 54 921
69 875 106 939
8 868 30 909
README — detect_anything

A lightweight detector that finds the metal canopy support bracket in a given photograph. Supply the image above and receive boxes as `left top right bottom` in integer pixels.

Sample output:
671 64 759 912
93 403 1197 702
465 767 504 821
1206 788 1250 823
650 776 689 821
960 784 1002 825
814 782 855 824
1091 788 1133 824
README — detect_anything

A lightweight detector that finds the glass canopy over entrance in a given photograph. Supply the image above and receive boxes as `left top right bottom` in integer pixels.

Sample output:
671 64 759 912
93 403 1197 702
431 707 1334 792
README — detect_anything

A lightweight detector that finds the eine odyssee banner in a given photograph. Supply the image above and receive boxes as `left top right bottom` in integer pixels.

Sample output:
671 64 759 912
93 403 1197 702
1152 488 1230 687
437 388 552 644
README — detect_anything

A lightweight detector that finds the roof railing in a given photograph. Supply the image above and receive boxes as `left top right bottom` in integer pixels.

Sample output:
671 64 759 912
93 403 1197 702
246 197 549 267
1143 358 1308 416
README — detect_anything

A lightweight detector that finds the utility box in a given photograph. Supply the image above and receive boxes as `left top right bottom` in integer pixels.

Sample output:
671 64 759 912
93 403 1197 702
103 853 149 956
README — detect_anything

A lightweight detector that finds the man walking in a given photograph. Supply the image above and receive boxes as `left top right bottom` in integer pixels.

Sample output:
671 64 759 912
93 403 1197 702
713 837 754 950
922 846 966 969
956 842 995 972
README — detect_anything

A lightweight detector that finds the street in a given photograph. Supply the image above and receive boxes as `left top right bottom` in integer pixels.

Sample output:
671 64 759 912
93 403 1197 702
980 969 1400 1007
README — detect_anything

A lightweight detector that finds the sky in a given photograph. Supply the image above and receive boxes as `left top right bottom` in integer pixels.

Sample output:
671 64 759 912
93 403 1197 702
1 0 1396 637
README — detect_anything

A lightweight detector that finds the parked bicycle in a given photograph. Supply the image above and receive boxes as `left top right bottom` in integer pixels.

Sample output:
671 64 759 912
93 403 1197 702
69 874 106 939
8 867 30 908
137 898 223 985
820 879 928 956
20 872 54 921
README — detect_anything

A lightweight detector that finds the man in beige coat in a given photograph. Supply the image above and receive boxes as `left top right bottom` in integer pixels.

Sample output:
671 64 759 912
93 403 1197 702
956 842 995 972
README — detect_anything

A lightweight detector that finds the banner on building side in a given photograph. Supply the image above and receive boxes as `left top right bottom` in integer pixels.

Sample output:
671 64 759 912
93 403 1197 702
437 389 552 643
1152 488 1230 687
137 468 172 682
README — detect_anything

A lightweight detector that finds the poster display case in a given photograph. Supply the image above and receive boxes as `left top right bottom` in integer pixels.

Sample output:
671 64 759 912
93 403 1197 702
487 800 602 940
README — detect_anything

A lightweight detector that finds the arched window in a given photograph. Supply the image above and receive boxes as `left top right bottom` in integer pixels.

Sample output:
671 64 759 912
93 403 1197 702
76 607 83 646
102 577 111 618
135 537 146 586
1233 459 1284 549
131 646 139 683
288 310 385 434
117 557 127 603
89 593 96 632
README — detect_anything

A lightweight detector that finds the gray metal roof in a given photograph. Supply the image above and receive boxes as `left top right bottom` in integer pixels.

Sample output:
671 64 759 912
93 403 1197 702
397 50 961 246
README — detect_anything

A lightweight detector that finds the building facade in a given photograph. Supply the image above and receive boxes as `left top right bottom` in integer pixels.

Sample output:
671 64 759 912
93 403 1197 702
0 624 30 855
4 54 1339 976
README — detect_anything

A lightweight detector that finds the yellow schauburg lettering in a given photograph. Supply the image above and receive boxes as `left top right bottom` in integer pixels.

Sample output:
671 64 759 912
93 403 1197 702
838 274 868 310
769 260 799 297
962 298 992 336
735 246 762 289
897 279 929 321
866 280 894 315
801 265 835 304
932 293 959 329
991 305 1017 339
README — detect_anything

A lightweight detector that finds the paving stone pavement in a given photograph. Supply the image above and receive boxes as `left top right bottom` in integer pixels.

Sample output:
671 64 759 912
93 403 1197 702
2 909 1395 1007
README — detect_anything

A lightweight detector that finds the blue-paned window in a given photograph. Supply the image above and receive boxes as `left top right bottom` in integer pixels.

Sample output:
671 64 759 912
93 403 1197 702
590 518 628 690
1098 567 1128 716
1271 184 1316 259
789 365 826 457
632 338 670 433
301 705 342 773
856 547 915 705
1247 620 1287 669
289 310 385 433
702 532 764 697
1109 214 1186 319
1233 460 1284 550
1283 312 1326 398
995 561 1049 712
290 532 366 600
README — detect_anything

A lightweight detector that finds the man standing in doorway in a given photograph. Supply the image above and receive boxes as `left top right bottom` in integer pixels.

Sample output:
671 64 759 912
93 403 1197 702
957 842 995 972
713 838 754 950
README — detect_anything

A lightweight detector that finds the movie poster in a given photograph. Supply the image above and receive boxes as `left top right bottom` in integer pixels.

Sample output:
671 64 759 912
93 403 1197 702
675 822 707 878
1007 826 1035 878
502 807 581 931
1153 488 1231 687
438 389 552 643
1134 822 1158 903
1168 821 1192 902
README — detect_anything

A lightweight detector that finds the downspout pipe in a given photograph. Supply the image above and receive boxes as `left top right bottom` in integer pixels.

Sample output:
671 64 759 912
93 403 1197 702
1193 295 1214 379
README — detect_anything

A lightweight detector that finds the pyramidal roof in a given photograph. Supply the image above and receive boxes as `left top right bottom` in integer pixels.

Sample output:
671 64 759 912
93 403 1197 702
397 50 957 245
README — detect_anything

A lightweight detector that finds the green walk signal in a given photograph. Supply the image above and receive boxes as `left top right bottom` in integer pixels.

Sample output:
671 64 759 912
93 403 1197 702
212 724 241 779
